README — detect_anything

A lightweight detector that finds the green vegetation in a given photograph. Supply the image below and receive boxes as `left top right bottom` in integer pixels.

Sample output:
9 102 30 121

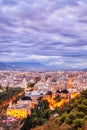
56 89 87 130
0 87 23 105
21 96 32 100
0 87 23 115
54 95 61 102
21 100 53 130
46 91 52 98
27 83 35 88
21 89 87 130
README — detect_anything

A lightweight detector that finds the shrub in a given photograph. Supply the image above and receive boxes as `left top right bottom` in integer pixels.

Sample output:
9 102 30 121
82 99 87 106
66 107 71 114
59 114 66 124
72 119 84 129
38 118 47 125
77 104 87 112
84 116 87 120
45 110 53 119
65 114 75 125
76 112 84 118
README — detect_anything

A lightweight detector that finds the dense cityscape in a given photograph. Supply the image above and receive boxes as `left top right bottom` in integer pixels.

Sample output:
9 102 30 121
0 70 87 129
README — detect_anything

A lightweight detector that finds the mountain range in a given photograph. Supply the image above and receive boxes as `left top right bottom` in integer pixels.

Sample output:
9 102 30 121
0 62 86 71
0 62 54 71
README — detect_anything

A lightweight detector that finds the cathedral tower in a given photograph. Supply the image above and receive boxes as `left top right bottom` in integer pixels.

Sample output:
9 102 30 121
68 75 73 89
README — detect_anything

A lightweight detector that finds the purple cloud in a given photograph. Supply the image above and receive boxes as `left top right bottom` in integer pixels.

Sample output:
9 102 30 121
0 0 87 69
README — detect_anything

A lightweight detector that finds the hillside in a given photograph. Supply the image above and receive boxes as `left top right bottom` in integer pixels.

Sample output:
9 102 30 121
31 90 87 130
0 62 47 71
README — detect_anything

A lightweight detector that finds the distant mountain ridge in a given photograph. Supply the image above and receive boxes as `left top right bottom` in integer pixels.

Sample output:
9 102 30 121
0 62 87 71
0 62 52 71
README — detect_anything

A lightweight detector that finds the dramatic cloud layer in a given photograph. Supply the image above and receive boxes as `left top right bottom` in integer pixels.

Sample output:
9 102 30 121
0 0 87 69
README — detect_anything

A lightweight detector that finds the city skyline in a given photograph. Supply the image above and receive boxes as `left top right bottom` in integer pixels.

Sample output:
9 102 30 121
0 0 87 70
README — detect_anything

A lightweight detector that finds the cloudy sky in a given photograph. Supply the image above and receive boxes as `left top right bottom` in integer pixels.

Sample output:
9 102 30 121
0 0 87 69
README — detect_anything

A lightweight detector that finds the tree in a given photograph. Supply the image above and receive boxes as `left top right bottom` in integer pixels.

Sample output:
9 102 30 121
21 96 32 101
21 100 49 130
37 96 43 101
45 110 53 119
54 107 59 113
6 85 9 91
76 112 84 118
61 89 69 94
82 99 87 106
21 116 32 130
54 95 61 102
59 114 66 125
65 114 75 125
46 91 52 98
78 104 87 112
72 119 84 129
29 83 35 88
